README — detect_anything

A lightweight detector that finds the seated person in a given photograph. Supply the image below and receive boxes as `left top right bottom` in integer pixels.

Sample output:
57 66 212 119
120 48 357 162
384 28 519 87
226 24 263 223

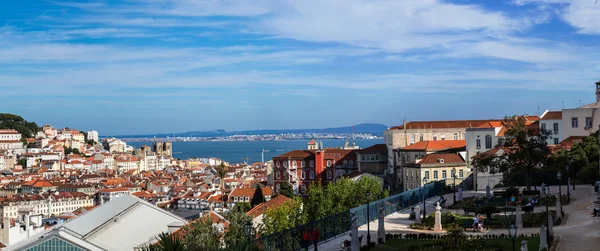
592 207 599 217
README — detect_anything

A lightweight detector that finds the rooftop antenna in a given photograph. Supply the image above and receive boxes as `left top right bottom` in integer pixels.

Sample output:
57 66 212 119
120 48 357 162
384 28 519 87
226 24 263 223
579 100 582 106
561 101 564 109
537 106 540 117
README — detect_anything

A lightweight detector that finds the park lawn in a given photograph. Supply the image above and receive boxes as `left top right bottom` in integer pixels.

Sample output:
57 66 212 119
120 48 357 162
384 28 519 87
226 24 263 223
370 237 540 251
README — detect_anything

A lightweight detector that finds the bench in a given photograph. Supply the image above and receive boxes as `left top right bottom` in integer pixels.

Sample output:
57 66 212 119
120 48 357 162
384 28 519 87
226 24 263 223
493 191 505 197
522 190 541 196
521 205 534 214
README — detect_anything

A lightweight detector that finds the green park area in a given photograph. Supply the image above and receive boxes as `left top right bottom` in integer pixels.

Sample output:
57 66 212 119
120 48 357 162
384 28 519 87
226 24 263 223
367 236 540 251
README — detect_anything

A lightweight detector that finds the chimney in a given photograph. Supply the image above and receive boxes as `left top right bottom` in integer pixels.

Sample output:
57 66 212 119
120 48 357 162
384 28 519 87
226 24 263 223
314 150 324 181
596 81 600 102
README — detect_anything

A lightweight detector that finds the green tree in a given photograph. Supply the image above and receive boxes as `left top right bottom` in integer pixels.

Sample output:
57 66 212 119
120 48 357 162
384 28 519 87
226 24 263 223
216 162 228 193
223 211 252 250
278 174 295 198
250 187 265 208
472 116 551 189
182 218 221 251
17 159 26 167
0 113 40 138
234 202 252 213
262 198 306 235
140 232 185 251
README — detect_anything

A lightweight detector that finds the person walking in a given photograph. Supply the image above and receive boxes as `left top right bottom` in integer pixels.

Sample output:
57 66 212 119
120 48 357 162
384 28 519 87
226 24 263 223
312 227 320 251
472 215 479 232
302 229 310 251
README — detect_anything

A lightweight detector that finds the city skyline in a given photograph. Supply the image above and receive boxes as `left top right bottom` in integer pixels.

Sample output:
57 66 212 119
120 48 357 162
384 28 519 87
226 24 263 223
2 0 600 135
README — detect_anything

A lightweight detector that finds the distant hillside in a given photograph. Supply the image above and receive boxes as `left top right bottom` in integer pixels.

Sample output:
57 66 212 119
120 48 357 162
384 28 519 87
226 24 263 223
0 113 40 138
112 123 388 138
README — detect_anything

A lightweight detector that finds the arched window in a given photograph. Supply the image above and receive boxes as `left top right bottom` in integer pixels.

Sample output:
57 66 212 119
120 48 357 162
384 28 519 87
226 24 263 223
327 160 332 167
275 171 280 180
327 170 332 179
485 135 492 149
276 161 280 167
343 160 348 166
301 161 305 168
309 171 315 179
349 160 354 166
301 171 306 180
283 161 288 167
309 160 314 167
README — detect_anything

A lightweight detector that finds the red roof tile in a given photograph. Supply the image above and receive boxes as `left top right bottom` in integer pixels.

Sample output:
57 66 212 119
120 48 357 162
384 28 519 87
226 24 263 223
417 153 465 165
541 111 562 120
401 140 466 151
246 195 291 218
559 136 584 150
229 187 273 197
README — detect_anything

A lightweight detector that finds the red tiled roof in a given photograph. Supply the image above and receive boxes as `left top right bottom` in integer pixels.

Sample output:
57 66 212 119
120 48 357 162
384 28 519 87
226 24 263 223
229 187 273 197
559 136 584 150
401 140 466 151
541 111 562 120
308 140 317 145
22 178 55 188
391 120 502 130
417 153 465 165
276 150 314 159
358 144 387 155
246 195 291 218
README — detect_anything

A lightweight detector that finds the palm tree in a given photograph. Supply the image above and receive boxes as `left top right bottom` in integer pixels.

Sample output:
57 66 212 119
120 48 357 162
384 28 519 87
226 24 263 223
139 232 185 251
217 162 228 193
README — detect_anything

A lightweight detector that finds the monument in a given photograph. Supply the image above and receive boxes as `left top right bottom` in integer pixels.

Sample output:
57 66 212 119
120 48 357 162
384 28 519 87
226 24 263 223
548 215 554 236
414 205 421 224
516 206 523 229
378 203 386 244
434 202 443 232
539 226 548 251
521 240 528 251
555 193 562 217
351 212 360 251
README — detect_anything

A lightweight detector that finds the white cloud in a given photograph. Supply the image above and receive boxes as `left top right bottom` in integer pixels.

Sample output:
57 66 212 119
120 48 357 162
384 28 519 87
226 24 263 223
511 0 600 34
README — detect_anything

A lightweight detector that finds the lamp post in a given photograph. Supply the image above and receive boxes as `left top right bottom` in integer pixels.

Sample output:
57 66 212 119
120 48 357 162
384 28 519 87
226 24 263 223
244 221 255 249
557 172 563 214
366 191 371 245
565 165 570 202
545 186 550 244
422 177 427 221
452 167 457 205
508 224 518 251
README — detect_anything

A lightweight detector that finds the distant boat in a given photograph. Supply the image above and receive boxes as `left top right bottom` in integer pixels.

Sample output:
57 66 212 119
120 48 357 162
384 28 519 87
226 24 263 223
276 149 284 152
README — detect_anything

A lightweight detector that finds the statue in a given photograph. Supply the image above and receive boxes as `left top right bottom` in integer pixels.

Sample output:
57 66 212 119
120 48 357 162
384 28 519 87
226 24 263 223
378 203 386 243
434 202 443 232
351 212 360 251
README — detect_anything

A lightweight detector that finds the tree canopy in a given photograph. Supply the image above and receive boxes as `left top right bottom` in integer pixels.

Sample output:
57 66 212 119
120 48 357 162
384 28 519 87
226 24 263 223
472 116 551 189
182 218 220 251
0 113 40 138
250 187 265 208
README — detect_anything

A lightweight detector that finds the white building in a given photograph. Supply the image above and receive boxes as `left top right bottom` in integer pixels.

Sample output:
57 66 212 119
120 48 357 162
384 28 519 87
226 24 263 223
0 130 21 141
0 211 45 248
5 195 188 251
98 187 132 204
539 110 562 145
0 192 94 220
87 130 99 143
560 82 600 140
115 156 141 173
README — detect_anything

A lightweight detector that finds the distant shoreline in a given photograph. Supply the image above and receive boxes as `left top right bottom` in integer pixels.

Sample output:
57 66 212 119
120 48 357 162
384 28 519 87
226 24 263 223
118 136 383 143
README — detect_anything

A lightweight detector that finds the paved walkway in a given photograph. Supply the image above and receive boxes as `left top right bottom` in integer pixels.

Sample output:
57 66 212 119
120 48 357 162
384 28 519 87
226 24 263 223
316 185 598 251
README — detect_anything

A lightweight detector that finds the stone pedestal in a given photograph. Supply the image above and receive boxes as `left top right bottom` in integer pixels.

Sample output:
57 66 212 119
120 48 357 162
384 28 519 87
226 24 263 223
434 202 443 232
378 204 386 244
516 206 523 229
548 215 554 236
351 213 360 251
486 185 491 199
541 183 546 195
521 240 528 251
458 187 463 201
555 193 562 217
414 205 421 224
539 226 548 251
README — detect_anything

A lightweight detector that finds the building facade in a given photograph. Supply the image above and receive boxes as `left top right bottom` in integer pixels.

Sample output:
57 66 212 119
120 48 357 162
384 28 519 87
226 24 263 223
539 110 562 145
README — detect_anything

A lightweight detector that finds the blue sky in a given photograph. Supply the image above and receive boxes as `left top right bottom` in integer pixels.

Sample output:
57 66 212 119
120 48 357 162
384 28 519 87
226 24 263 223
1 0 600 135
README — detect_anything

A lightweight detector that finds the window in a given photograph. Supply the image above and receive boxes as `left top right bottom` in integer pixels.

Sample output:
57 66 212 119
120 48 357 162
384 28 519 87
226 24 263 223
276 171 280 180
433 171 438 180
276 184 281 193
276 161 280 167
476 139 481 149
541 123 546 131
301 184 307 194
485 135 492 149
309 171 314 179
310 160 314 167
459 169 464 178
370 155 375 161
441 136 446 141
410 135 415 144
572 117 578 128
349 160 354 166
419 134 424 141
283 161 288 167
301 171 306 180
462 133 466 140
292 161 297 168
433 135 437 141
343 160 348 165
327 170 332 179
424 171 430 180
554 138 559 145
453 133 458 140
327 160 332 167
442 170 447 179
361 156 366 161
301 161 305 168
375 155 380 160
586 117 593 128
553 123 559 134
451 169 455 177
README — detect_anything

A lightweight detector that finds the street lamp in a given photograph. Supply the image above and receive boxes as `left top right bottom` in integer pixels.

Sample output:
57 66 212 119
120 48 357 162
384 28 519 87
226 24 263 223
422 177 427 221
244 221 255 241
545 186 550 244
565 165 570 202
452 167 457 205
366 191 371 245
508 224 518 251
557 172 563 214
